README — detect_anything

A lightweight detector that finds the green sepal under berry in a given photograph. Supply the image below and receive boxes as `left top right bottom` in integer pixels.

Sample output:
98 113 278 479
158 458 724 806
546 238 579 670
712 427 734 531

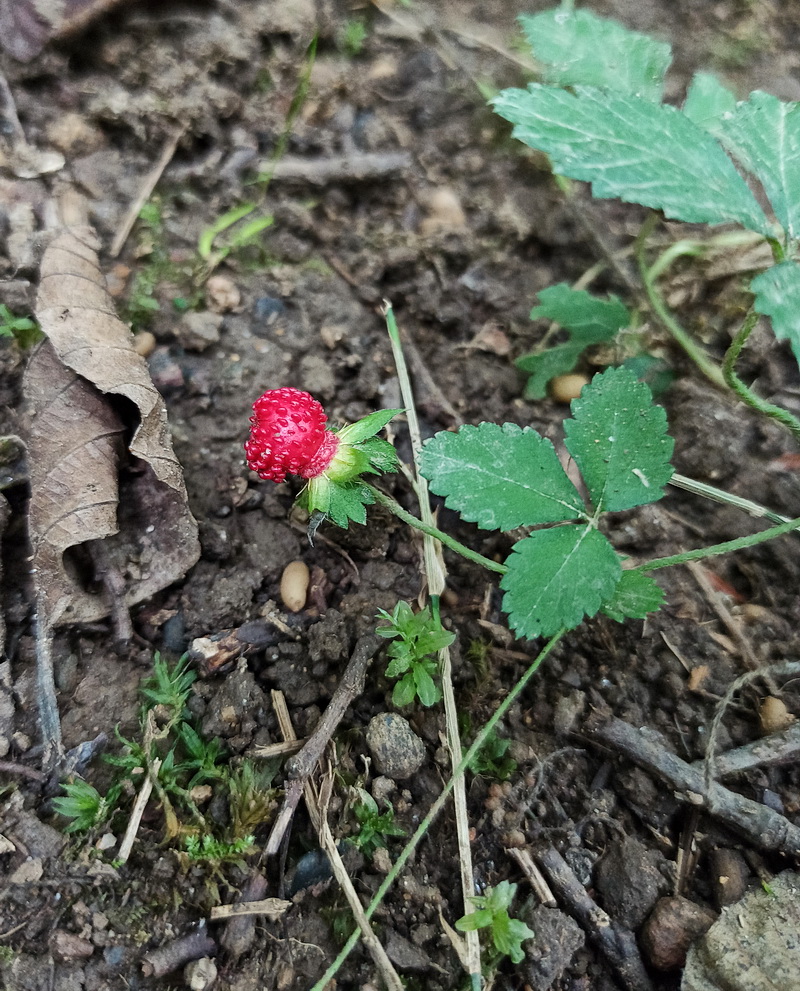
338 408 403 445
501 525 621 638
600 570 665 622
298 408 401 528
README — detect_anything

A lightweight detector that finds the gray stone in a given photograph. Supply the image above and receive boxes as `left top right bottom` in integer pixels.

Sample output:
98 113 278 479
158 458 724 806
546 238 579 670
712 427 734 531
366 713 425 780
178 311 223 352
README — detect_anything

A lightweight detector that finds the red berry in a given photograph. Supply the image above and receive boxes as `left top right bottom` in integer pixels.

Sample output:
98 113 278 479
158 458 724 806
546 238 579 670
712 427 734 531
244 388 339 482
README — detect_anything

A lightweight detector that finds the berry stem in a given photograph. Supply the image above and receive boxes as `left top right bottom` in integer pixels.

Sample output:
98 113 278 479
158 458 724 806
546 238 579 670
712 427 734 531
366 484 508 574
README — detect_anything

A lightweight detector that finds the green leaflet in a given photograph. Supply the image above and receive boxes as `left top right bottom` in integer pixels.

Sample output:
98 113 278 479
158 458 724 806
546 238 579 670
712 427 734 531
501 526 621 639
600 570 665 622
751 260 800 365
564 366 674 513
518 284 631 399
519 8 671 101
420 422 585 530
682 72 737 132
492 84 772 236
715 91 800 242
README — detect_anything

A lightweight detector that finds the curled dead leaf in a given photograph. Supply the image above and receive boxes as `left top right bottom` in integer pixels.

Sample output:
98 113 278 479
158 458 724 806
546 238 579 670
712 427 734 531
26 227 199 627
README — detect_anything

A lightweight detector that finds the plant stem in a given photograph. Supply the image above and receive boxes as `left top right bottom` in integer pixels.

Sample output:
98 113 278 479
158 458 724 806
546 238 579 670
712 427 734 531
309 630 567 991
367 484 508 574
722 311 800 444
669 472 790 525
383 302 482 981
639 514 800 573
635 216 727 389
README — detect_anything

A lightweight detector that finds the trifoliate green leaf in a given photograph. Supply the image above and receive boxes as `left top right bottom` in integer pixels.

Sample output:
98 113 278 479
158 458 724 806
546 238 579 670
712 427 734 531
751 260 800 366
519 9 671 102
518 284 631 399
682 72 736 131
501 526 621 638
564 366 673 513
420 422 585 530
714 92 800 241
492 85 772 235
600 570 665 621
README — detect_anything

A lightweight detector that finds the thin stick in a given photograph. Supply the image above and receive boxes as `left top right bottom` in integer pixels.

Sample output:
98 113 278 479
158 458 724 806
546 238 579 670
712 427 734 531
33 603 63 774
272 692 404 991
384 301 481 984
116 759 158 865
507 847 557 908
210 898 290 921
669 472 791 525
537 846 654 991
583 710 800 855
685 560 759 670
109 126 185 258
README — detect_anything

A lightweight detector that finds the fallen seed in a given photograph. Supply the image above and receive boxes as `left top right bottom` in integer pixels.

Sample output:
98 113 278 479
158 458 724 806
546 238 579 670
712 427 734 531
280 560 310 612
549 373 590 403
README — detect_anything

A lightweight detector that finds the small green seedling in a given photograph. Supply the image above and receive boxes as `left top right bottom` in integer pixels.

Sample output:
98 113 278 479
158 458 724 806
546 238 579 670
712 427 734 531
183 833 255 867
456 880 534 964
466 729 517 782
140 652 196 722
338 18 368 57
0 304 41 348
351 787 405 857
51 779 109 834
376 601 455 706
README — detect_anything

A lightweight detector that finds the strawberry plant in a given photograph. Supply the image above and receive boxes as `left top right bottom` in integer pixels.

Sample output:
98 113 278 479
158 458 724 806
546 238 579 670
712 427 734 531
493 4 800 444
420 365 672 637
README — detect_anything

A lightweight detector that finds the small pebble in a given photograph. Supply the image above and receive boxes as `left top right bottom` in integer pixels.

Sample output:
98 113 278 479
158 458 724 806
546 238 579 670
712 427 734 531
205 275 241 313
133 330 157 357
177 312 223 352
366 713 425 780
185 956 217 991
549 373 590 403
640 895 717 970
709 847 749 907
280 560 310 612
419 187 467 234
50 930 95 962
759 695 794 735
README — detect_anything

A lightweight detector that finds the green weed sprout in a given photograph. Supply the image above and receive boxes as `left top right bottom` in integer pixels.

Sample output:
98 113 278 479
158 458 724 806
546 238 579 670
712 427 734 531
376 601 455 706
351 787 405 857
0 304 41 348
51 779 109 834
492 4 800 441
183 833 255 866
140 653 196 723
466 729 517 782
456 880 534 964
339 18 367 57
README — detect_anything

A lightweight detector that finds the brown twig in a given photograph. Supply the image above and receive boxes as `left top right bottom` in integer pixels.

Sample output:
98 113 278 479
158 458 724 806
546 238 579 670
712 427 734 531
265 634 382 856
140 929 216 978
0 761 46 783
583 710 800 855
265 152 411 185
110 125 186 258
218 870 269 961
211 898 290 922
692 721 800 779
116 760 158 865
506 847 557 908
538 847 654 991
269 689 404 991
685 560 759 669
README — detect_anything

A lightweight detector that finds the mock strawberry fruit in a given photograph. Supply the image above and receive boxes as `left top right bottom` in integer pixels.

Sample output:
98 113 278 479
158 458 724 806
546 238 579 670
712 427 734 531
245 387 403 528
244 388 338 482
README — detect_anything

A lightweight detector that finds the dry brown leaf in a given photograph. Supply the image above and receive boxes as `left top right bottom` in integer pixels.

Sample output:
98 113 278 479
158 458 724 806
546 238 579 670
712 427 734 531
26 227 199 627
